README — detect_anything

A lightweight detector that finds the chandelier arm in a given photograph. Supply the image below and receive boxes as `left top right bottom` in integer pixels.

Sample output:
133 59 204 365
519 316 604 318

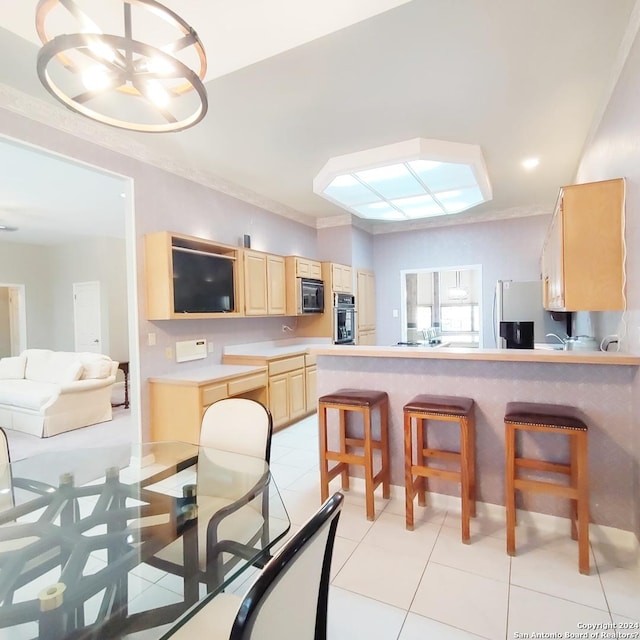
163 33 197 55
58 0 99 31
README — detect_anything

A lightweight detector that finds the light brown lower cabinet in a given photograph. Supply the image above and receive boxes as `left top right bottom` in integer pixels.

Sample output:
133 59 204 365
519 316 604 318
222 350 318 430
149 369 268 443
267 355 306 429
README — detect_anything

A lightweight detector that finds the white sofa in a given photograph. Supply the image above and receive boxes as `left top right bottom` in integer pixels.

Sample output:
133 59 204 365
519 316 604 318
0 349 118 438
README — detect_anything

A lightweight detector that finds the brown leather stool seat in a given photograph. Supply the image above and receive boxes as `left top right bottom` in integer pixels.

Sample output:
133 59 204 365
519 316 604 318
319 389 390 520
403 394 476 542
504 401 590 574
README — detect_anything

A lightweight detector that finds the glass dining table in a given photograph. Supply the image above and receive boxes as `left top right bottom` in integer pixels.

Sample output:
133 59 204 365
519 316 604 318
0 441 291 639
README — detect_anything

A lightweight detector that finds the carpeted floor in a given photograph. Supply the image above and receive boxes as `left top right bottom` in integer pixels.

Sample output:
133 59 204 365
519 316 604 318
4 404 135 461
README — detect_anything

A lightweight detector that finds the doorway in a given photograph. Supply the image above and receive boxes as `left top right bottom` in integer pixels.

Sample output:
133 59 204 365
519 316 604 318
0 284 26 357
0 134 140 441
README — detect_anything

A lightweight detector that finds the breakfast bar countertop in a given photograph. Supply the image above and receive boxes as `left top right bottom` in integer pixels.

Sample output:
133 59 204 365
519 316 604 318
309 344 640 366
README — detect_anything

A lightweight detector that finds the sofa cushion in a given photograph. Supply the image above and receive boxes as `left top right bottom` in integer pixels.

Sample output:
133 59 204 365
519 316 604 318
60 361 84 383
0 355 26 380
79 356 113 380
0 380 59 410
24 350 87 384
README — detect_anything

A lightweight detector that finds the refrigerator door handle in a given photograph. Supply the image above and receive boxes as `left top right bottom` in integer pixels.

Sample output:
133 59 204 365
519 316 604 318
493 281 502 349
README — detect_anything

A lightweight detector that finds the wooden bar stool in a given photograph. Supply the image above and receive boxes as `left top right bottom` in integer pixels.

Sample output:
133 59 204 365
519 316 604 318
504 402 590 574
403 394 476 542
318 389 390 520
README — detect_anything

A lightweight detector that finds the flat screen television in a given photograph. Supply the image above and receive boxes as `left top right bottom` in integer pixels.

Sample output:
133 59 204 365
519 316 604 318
172 247 235 313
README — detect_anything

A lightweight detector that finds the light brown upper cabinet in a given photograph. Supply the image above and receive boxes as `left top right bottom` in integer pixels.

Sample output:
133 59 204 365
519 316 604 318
541 178 625 312
243 250 286 316
285 256 323 316
356 269 376 345
328 263 353 293
144 231 242 320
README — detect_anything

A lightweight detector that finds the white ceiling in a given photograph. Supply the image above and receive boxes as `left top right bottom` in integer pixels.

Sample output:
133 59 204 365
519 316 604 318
0 0 637 244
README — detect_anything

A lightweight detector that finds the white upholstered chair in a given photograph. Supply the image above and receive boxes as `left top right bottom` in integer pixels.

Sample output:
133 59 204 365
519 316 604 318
170 492 344 640
152 398 275 591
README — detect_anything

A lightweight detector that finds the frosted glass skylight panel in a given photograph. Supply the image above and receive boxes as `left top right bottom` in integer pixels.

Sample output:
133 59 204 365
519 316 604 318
314 138 492 222
392 194 443 218
409 161 476 192
323 175 378 206
355 163 425 199
442 186 485 213
353 202 404 220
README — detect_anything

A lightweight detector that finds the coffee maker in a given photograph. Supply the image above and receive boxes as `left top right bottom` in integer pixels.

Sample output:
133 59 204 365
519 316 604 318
499 321 534 349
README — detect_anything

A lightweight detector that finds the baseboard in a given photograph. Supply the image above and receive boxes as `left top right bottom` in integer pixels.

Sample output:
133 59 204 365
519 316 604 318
342 478 640 553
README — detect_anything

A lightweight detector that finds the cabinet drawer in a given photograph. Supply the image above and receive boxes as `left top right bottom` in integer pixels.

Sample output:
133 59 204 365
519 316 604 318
228 372 268 396
305 353 317 367
269 355 305 376
201 383 227 406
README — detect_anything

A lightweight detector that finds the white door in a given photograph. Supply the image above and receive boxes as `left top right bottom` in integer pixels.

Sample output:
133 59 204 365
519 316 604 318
73 281 102 353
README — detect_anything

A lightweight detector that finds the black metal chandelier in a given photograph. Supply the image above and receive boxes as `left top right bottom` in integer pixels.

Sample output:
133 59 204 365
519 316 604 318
36 0 208 133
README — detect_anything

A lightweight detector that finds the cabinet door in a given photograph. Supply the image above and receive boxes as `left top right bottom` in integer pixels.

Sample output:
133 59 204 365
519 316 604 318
309 261 322 279
357 269 375 331
331 264 353 292
305 366 317 413
267 254 286 315
288 369 306 421
295 258 311 278
544 206 565 311
243 251 268 315
269 374 289 428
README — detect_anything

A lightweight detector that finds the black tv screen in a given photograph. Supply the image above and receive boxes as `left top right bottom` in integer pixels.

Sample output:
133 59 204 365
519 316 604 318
172 248 235 313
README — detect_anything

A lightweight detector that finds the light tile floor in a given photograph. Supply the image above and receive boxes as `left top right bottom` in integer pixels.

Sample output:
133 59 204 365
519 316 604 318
271 415 640 640
3 413 638 640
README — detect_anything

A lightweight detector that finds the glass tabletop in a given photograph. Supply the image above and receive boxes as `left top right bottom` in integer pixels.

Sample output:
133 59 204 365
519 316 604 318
0 441 291 640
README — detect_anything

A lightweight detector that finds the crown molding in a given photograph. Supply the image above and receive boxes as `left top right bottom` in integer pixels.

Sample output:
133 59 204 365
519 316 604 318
0 83 317 228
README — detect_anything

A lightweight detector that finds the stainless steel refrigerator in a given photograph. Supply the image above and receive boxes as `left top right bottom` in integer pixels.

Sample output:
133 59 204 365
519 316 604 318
493 280 567 348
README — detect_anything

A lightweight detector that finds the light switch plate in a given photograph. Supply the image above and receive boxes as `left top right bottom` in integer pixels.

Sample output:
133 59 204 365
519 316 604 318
175 338 207 363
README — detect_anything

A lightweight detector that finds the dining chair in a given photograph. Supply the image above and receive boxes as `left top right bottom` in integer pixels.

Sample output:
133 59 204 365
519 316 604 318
151 398 275 592
170 492 344 640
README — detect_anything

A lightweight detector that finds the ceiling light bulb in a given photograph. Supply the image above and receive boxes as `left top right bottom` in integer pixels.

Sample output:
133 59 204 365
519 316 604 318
146 80 170 107
81 66 112 91
87 38 116 63
522 157 540 170
145 56 175 76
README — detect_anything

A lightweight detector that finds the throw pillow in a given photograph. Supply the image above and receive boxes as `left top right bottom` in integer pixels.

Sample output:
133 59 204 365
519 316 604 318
81 359 112 380
58 361 84 384
0 355 27 379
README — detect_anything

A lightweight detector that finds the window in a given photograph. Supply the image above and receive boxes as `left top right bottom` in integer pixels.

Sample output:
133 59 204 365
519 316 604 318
402 267 481 347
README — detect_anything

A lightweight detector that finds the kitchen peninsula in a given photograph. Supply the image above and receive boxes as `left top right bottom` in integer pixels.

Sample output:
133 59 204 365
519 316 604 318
310 345 640 533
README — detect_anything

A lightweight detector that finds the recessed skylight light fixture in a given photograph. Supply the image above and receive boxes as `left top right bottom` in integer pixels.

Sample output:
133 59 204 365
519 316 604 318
522 157 540 170
314 138 492 221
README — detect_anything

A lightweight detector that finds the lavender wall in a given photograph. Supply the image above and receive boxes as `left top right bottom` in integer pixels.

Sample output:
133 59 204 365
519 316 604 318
573 24 640 540
372 215 551 346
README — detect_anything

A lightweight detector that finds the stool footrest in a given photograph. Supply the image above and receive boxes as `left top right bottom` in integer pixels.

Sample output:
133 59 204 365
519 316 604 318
516 457 571 476
514 477 578 499
326 451 364 466
411 465 460 484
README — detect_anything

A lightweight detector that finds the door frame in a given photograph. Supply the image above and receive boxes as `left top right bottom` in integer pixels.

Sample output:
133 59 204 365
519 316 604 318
0 283 27 355
0 133 141 441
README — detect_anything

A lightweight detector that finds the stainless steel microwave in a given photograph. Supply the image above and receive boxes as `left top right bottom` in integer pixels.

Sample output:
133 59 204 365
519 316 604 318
298 278 324 314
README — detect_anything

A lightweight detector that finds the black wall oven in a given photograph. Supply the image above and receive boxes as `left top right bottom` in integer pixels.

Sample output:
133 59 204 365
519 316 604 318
334 293 356 344
299 278 324 314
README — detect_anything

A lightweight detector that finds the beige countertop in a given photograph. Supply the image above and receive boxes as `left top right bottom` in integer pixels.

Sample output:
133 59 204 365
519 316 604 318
309 344 640 366
222 338 331 360
148 364 267 386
